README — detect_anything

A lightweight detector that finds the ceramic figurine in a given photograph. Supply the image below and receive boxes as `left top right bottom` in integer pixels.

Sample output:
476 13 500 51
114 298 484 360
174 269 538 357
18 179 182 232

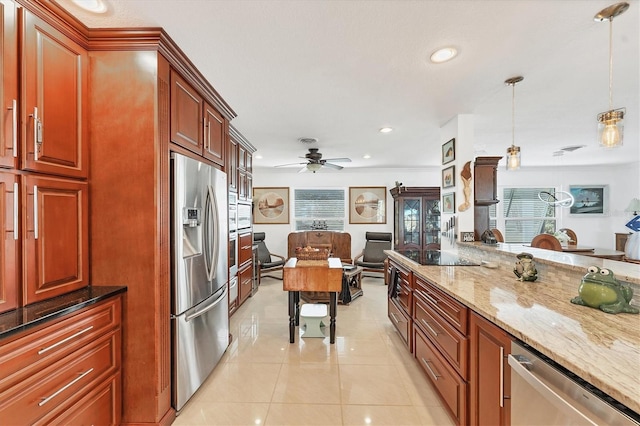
571 266 639 314
514 252 537 282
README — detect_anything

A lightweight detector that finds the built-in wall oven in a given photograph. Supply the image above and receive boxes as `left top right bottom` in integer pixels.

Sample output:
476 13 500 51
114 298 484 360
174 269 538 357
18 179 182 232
237 202 252 231
229 193 238 233
229 231 238 277
509 340 640 425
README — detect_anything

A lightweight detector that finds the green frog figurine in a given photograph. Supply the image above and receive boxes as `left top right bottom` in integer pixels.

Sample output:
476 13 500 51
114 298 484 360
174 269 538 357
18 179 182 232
571 266 639 314
514 252 538 282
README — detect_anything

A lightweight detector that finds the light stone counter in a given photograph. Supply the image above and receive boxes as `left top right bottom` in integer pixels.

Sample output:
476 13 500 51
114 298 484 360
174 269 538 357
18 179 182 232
386 245 640 415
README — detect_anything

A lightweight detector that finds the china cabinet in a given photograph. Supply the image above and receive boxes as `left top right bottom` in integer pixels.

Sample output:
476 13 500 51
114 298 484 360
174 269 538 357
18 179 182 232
390 186 441 256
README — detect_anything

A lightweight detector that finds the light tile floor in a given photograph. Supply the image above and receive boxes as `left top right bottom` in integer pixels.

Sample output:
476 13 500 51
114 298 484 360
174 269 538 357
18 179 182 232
173 276 454 426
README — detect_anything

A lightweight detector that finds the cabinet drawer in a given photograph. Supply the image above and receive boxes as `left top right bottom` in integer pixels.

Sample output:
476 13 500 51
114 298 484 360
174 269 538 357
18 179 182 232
414 291 468 379
239 232 253 266
388 298 411 349
414 276 467 334
0 330 120 425
0 297 121 389
414 325 467 425
45 373 121 426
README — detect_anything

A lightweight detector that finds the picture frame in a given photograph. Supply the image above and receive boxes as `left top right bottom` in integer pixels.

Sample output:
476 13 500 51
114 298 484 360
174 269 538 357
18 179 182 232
442 165 455 189
349 186 386 224
442 192 456 214
568 185 609 216
442 138 455 165
253 187 290 224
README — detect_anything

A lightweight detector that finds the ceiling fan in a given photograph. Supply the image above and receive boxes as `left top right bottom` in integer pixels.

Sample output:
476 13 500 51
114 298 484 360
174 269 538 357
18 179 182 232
275 148 352 173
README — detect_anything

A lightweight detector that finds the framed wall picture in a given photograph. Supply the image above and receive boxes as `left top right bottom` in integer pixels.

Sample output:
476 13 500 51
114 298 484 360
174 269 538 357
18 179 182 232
253 187 290 224
442 138 455 165
349 186 386 224
442 165 455 189
568 185 609 216
442 192 455 214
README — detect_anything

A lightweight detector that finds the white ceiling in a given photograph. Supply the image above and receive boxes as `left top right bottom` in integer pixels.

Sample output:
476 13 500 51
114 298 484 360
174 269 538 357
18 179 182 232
59 0 639 170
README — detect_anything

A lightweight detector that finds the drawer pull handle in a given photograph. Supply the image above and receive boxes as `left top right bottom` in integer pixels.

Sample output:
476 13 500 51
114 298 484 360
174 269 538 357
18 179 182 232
421 357 441 381
38 326 94 355
8 99 17 157
389 312 400 323
39 367 93 407
13 183 18 240
420 318 440 337
33 186 38 239
423 292 439 305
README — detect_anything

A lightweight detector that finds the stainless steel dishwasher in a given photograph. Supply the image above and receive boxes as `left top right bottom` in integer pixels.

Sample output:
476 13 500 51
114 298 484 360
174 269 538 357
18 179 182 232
509 340 640 425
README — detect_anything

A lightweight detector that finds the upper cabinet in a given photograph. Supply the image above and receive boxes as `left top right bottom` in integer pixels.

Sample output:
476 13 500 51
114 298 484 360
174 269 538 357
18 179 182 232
390 186 441 257
0 0 18 169
474 156 501 205
170 70 226 168
229 126 255 200
21 10 88 179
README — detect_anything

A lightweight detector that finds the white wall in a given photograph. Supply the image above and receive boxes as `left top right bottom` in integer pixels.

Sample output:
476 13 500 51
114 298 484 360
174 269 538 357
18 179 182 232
252 161 638 255
251 167 439 259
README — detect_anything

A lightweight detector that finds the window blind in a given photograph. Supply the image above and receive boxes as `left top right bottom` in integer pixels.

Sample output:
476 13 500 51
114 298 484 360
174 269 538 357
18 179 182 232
294 189 345 231
500 187 556 243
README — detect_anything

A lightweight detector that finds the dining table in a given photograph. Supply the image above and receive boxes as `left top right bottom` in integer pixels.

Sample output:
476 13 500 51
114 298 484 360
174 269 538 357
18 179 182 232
560 245 625 260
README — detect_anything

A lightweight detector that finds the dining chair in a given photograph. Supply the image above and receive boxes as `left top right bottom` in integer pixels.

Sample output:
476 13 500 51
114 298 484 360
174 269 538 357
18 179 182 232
558 228 577 245
490 228 504 242
531 234 562 251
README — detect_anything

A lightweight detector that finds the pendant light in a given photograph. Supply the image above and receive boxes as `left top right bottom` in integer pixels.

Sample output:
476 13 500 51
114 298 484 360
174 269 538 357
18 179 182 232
505 76 523 171
595 2 629 148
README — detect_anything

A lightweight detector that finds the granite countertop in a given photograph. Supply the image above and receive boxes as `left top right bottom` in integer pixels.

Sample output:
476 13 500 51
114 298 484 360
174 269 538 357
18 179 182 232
386 250 640 415
0 286 127 340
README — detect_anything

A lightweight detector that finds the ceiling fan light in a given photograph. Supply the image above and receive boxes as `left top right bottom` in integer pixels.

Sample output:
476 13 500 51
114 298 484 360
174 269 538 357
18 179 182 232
597 109 625 148
307 163 322 172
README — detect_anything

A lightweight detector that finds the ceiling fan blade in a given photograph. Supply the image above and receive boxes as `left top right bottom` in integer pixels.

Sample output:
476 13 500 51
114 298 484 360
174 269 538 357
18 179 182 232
274 162 306 168
323 162 344 170
322 157 351 163
297 166 309 173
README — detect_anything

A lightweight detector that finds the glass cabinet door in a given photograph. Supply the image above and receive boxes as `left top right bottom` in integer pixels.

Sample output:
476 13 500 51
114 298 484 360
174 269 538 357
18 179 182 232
424 199 440 248
402 198 421 247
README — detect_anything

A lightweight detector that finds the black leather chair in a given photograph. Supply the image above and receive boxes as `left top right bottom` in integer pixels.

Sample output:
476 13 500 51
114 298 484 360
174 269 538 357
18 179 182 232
253 232 286 281
354 232 392 277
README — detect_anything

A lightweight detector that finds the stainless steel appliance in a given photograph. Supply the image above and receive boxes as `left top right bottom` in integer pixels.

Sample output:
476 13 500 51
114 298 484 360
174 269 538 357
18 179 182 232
509 340 640 425
237 202 252 230
229 192 238 232
229 230 238 277
171 152 229 412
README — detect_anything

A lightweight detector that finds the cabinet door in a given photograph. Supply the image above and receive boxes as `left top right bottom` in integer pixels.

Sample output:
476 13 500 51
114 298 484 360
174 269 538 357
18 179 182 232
227 132 238 192
469 312 511 426
400 197 421 248
23 175 88 304
0 0 18 169
22 11 88 179
0 171 18 313
203 102 225 166
424 199 440 249
170 70 203 154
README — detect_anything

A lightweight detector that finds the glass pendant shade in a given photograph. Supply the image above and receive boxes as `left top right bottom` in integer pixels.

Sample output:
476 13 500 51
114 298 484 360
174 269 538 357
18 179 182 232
506 145 521 170
597 109 625 148
306 163 322 172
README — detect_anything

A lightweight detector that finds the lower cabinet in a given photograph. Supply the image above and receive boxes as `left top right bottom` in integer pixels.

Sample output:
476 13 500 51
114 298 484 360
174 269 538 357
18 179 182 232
0 295 122 424
469 311 511 426
237 231 253 307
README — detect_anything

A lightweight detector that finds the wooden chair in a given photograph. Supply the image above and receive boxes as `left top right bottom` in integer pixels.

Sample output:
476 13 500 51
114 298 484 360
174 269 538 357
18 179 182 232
531 234 562 251
558 228 577 245
490 228 504 242
253 232 286 281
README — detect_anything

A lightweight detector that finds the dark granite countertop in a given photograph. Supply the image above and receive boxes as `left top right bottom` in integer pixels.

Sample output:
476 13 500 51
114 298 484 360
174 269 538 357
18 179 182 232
0 286 127 340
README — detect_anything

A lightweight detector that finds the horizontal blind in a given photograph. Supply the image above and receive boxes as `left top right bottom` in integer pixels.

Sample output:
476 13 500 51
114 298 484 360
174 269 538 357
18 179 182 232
502 187 556 243
294 189 345 231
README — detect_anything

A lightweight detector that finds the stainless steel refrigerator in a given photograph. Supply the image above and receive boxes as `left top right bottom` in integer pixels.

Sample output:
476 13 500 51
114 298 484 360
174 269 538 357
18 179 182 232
170 152 229 412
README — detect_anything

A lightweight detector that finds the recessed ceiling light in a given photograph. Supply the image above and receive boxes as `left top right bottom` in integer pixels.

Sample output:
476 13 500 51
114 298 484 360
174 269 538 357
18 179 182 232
379 127 393 133
430 47 458 64
70 0 107 13
254 154 263 159
363 154 371 159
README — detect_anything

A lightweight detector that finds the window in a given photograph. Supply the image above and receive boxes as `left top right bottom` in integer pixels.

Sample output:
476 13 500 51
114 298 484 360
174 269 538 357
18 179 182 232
493 187 556 243
293 189 345 231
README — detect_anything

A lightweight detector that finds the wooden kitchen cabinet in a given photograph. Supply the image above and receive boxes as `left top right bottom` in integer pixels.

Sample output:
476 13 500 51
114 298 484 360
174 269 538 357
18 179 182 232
0 0 18 169
474 156 501 240
22 174 88 305
171 70 226 168
237 231 254 306
227 129 238 192
469 311 511 426
0 295 122 425
22 9 89 179
0 171 19 313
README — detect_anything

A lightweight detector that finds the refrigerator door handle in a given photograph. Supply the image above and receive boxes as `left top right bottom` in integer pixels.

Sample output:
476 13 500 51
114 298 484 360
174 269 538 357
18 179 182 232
203 185 219 281
185 287 228 322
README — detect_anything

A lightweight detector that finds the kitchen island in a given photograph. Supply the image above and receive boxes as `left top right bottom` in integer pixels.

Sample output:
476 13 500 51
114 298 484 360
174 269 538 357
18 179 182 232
386 243 640 417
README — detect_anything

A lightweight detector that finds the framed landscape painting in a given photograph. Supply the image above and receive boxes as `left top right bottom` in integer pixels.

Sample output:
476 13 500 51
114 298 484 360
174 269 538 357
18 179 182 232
253 187 290 224
349 186 386 224
569 185 608 216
